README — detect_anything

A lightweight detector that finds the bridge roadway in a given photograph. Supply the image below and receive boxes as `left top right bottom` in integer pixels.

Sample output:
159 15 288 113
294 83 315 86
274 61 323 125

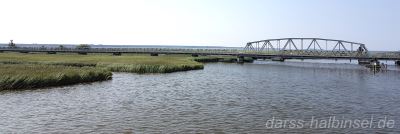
1 47 400 61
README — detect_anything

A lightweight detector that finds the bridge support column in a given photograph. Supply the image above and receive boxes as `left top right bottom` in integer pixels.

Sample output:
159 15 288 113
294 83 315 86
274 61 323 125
271 57 285 62
191 54 199 57
237 56 245 63
365 59 381 70
358 59 371 65
150 53 159 56
113 52 122 56
396 61 400 66
47 51 56 54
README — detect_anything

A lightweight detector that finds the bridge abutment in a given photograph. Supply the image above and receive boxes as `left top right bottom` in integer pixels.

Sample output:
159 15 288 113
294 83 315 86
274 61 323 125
358 59 371 65
237 56 245 63
113 52 122 56
271 57 285 62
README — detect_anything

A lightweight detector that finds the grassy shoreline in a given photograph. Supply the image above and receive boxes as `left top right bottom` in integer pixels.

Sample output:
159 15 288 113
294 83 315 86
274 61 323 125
0 52 205 90
0 53 204 74
0 52 251 90
0 64 112 90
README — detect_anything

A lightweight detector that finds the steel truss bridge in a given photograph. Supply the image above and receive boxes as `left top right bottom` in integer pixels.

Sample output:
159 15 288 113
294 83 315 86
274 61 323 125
0 38 399 61
245 38 369 57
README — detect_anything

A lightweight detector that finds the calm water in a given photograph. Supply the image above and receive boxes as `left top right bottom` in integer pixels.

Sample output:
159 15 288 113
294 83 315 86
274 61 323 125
1 60 400 133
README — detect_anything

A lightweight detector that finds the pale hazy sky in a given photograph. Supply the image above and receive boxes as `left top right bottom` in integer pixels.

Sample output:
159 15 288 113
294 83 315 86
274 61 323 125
0 0 399 50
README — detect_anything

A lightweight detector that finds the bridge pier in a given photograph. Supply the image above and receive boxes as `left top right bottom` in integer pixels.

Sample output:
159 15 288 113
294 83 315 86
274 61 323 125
365 59 381 69
271 57 285 62
47 51 56 54
113 52 122 56
150 53 159 56
358 59 371 65
237 56 245 63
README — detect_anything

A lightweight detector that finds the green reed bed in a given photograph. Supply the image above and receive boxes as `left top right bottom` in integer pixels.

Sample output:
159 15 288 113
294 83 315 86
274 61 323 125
0 64 112 90
100 63 203 74
0 53 204 90
0 53 204 73
0 60 97 67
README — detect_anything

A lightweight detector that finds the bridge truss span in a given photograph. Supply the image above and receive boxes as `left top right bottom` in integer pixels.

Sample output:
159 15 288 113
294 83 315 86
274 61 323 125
244 38 368 57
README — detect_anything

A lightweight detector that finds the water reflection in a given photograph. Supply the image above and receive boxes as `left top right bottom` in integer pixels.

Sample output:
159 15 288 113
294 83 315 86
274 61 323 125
0 61 399 133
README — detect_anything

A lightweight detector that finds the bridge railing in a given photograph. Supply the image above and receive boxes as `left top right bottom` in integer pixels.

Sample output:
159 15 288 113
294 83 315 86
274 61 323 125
1 46 399 59
0 47 242 54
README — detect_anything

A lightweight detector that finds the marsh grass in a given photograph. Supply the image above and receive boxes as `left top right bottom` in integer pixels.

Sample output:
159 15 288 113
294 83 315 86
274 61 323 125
0 53 204 73
0 53 206 90
0 60 97 67
0 64 112 90
100 63 203 74
0 53 264 90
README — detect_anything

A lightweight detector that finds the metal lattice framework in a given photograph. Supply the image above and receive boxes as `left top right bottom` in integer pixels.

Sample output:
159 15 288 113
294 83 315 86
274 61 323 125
244 38 368 57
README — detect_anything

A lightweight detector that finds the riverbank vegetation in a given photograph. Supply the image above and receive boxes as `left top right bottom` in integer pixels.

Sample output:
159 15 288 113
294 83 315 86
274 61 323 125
0 52 251 90
0 53 204 74
0 64 112 90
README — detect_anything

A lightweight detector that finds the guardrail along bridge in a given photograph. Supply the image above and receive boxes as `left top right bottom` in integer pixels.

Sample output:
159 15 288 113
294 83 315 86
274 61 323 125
1 38 399 65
